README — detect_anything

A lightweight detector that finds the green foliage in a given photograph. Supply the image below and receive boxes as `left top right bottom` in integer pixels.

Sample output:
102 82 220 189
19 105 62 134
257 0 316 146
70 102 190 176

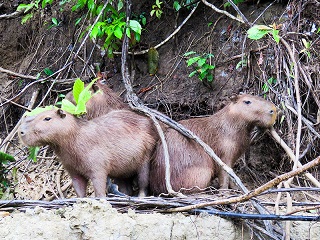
25 105 57 117
151 0 163 19
28 147 40 162
173 1 181 11
17 0 53 24
262 77 277 97
132 12 147 26
300 38 312 58
247 24 280 43
173 0 196 10
224 0 246 8
48 17 60 29
89 4 142 58
184 51 215 82
43 67 54 76
18 1 143 58
61 78 99 116
236 58 247 69
0 151 15 199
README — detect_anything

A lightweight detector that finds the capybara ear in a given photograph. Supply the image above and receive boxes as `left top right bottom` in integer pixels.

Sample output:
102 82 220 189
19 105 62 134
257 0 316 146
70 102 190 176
57 109 66 119
230 94 239 102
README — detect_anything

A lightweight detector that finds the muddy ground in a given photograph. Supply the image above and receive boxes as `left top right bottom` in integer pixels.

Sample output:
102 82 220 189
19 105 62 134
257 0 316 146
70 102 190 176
0 0 320 239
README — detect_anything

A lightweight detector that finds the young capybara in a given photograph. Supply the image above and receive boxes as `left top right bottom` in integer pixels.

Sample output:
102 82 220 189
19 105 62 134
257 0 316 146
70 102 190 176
149 94 277 195
65 79 129 120
19 108 157 197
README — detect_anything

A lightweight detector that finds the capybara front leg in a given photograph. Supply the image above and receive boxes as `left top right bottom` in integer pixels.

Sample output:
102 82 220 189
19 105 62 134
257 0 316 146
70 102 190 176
69 173 88 198
91 174 108 197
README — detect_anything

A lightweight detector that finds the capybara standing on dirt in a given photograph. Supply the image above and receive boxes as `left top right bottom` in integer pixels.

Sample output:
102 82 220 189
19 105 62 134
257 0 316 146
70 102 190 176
149 94 277 195
19 108 157 197
65 79 129 120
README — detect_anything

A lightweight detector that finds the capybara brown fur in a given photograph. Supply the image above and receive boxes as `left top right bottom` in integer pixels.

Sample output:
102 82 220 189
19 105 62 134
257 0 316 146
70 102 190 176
65 79 129 120
19 108 157 197
149 94 277 195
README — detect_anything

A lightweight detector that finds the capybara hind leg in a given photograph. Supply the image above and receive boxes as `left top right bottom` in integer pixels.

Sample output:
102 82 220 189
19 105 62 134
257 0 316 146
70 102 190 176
137 162 150 197
70 173 88 197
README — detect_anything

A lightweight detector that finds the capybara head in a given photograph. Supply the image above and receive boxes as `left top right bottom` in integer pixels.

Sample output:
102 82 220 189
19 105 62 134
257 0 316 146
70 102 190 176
227 94 277 128
19 109 77 147
65 79 128 119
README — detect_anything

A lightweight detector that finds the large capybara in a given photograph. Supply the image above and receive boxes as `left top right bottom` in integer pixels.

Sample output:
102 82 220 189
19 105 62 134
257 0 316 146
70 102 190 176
19 108 157 197
149 94 277 195
65 79 129 120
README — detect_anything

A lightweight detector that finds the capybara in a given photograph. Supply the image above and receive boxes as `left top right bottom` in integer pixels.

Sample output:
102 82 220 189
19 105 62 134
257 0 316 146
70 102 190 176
19 108 157 197
65 79 129 120
149 94 277 195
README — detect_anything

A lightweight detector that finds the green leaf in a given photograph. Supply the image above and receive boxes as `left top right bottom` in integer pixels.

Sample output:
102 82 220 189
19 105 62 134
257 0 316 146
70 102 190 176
184 51 196 57
189 70 197 78
272 29 280 43
21 13 33 24
236 59 247 69
156 10 162 19
117 0 124 10
150 10 155 17
206 74 213 82
28 147 40 162
186 56 201 67
126 28 131 38
52 17 58 25
197 58 206 67
129 20 142 35
173 1 181 11
87 0 95 12
0 152 15 164
72 79 84 104
61 99 76 114
25 105 57 117
141 16 146 26
17 3 34 12
43 67 54 76
114 25 123 39
75 17 82 26
42 0 53 9
75 79 97 115
247 25 270 40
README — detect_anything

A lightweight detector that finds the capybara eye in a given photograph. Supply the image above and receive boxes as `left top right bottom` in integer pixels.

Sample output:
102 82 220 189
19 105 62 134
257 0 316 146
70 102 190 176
243 100 252 105
44 117 52 121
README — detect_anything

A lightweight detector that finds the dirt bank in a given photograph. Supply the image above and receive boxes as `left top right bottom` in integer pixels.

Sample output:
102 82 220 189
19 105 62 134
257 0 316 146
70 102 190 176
1 199 320 240
0 199 241 240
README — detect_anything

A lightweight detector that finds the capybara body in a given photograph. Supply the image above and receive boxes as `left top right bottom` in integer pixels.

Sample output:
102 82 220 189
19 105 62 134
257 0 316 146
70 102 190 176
19 109 157 197
65 79 129 120
149 94 277 195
